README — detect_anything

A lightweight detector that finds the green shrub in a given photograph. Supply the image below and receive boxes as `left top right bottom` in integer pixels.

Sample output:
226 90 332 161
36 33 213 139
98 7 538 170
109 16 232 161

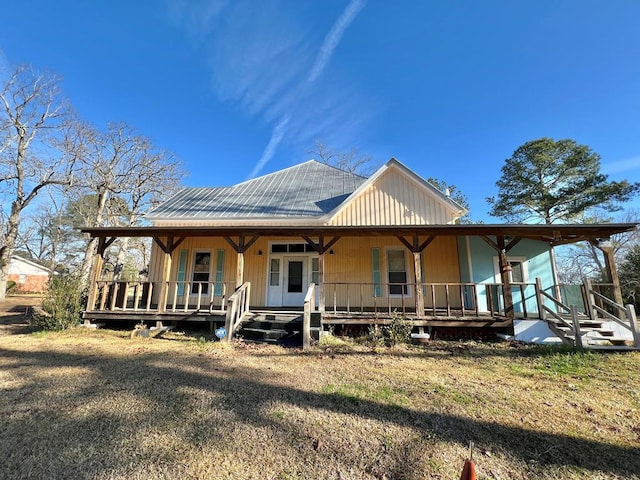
31 273 85 331
382 311 413 347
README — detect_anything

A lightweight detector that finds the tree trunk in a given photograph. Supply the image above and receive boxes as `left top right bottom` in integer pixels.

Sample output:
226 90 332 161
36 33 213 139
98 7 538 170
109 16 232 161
0 202 24 301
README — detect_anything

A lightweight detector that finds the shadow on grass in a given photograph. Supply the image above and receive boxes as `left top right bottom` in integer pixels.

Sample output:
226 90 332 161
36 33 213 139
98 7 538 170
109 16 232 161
1 345 638 479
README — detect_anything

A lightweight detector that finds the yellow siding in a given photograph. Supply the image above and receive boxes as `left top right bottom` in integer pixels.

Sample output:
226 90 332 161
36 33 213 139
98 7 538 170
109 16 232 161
147 235 460 309
329 168 457 226
324 235 461 309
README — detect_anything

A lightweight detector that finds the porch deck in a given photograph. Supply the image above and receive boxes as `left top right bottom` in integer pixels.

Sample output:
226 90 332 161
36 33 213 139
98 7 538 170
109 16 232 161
81 278 528 328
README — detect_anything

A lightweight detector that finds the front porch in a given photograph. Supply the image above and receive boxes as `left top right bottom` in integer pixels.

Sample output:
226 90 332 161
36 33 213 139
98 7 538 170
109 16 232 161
82 276 640 349
81 223 639 348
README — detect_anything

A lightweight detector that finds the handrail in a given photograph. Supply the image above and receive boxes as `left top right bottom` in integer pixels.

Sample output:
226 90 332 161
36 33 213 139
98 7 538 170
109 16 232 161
303 283 316 349
224 282 251 343
585 279 640 347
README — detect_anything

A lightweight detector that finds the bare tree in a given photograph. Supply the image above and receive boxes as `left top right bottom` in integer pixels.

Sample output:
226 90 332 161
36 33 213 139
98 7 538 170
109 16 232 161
308 139 377 176
0 65 77 299
76 122 183 282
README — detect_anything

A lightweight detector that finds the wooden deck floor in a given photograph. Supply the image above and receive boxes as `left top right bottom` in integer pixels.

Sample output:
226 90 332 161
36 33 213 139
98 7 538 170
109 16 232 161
83 306 515 328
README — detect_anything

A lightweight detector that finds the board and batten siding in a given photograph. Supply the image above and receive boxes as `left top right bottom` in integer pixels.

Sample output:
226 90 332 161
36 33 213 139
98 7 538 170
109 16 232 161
329 168 457 226
150 235 460 308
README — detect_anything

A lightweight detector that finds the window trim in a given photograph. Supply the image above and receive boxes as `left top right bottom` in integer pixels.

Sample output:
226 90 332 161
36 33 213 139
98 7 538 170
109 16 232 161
492 256 529 284
190 250 213 296
385 247 412 298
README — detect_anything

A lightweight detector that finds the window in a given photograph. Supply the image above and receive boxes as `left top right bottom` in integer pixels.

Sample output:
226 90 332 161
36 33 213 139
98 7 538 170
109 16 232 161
493 256 528 283
191 252 211 294
387 249 408 296
311 257 319 285
509 261 524 283
270 258 280 286
213 250 225 296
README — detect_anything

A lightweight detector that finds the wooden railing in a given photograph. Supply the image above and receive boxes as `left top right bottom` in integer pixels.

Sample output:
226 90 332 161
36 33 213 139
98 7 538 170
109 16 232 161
584 279 640 348
88 280 235 313
323 281 538 318
224 282 251 343
303 283 316 349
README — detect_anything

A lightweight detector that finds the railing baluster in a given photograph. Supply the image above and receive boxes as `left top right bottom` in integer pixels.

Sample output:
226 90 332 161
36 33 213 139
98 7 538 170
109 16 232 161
445 284 450 317
172 282 178 312
431 285 436 316
109 283 118 310
196 283 202 311
99 282 108 310
146 283 153 312
459 284 465 317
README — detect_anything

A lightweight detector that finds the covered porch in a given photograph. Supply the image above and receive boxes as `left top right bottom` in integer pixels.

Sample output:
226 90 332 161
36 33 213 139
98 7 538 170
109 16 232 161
81 223 638 346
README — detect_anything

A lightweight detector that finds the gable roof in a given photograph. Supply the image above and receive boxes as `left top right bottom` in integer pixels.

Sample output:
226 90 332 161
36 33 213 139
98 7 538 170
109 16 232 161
8 255 53 275
326 158 467 225
146 160 366 222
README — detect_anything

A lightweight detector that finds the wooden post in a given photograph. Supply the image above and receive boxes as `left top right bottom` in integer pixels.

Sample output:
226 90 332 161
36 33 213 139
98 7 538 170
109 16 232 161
157 251 172 313
571 305 583 348
498 245 514 319
236 251 244 288
583 277 596 320
626 304 640 349
86 249 104 311
318 252 325 314
535 277 546 320
413 251 424 318
602 245 624 306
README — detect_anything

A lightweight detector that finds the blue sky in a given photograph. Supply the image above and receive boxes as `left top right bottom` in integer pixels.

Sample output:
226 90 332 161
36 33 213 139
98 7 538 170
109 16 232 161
1 0 639 221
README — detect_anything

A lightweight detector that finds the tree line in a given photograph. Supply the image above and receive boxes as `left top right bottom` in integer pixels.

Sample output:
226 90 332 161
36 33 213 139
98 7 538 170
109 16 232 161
2 63 639 310
0 64 184 300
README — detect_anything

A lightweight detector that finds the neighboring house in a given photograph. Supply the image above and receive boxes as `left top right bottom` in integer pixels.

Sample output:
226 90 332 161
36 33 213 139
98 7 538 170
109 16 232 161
7 255 52 293
81 159 639 348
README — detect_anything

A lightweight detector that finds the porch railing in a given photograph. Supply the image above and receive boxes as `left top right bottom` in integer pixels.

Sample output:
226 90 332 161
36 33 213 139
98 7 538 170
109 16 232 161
323 281 540 318
224 282 251 343
88 280 236 314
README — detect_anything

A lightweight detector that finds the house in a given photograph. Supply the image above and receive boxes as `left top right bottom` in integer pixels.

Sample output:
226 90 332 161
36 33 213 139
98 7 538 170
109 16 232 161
81 159 639 348
6 255 52 293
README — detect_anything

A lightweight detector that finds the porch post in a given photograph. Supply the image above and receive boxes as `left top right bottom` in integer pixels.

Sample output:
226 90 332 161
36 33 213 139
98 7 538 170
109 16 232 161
318 251 325 314
153 236 185 314
413 251 424 317
497 237 515 319
602 244 623 306
224 235 259 289
86 237 106 311
236 251 244 288
157 249 172 313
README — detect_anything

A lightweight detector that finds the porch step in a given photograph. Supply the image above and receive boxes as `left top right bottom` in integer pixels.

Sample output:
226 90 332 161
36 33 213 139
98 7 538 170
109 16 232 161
236 311 320 346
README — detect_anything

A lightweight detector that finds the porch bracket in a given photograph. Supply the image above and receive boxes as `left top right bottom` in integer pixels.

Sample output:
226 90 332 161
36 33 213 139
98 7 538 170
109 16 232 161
153 236 186 255
396 235 436 253
224 235 259 254
301 235 341 254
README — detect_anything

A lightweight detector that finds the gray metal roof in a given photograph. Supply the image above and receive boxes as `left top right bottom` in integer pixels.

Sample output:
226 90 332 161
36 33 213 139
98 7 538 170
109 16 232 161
146 160 367 219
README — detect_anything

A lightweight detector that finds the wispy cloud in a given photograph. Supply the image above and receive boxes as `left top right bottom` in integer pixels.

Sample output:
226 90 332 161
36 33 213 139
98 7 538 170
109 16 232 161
307 0 366 84
166 0 370 178
247 116 289 180
603 156 640 175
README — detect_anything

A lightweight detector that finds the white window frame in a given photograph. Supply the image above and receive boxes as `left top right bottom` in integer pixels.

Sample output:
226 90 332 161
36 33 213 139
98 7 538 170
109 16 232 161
492 256 529 284
385 247 412 298
190 250 213 296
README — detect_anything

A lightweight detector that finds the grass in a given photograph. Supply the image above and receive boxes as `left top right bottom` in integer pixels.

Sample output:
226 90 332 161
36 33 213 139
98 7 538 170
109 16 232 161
1 296 640 479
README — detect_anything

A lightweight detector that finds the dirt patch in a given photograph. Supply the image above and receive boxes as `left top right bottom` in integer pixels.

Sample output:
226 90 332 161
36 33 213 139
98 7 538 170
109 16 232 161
0 295 42 335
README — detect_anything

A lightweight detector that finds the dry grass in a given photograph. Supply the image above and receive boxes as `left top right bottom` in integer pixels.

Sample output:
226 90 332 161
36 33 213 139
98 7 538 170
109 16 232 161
1 296 639 480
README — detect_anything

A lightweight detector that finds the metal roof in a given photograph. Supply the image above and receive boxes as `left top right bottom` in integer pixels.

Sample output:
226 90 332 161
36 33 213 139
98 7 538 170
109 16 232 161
146 160 366 220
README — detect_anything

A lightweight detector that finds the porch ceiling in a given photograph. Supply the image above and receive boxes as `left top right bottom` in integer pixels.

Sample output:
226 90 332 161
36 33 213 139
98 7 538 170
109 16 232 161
81 223 637 246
